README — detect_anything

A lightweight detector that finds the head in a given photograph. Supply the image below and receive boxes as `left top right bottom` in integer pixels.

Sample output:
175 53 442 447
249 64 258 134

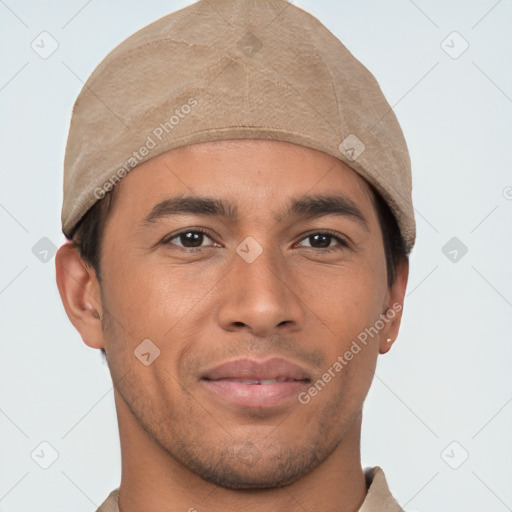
56 0 414 492
56 138 409 489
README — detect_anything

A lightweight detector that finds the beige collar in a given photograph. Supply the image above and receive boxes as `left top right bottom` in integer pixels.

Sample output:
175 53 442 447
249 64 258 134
358 466 404 511
96 466 403 512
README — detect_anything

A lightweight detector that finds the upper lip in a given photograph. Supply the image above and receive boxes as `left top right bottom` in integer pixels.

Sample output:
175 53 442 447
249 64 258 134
202 357 311 382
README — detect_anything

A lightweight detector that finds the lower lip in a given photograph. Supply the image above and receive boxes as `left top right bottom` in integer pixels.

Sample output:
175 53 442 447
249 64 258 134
201 379 310 408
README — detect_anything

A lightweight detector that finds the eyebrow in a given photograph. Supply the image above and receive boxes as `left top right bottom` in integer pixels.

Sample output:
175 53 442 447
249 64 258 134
277 194 369 231
139 193 369 231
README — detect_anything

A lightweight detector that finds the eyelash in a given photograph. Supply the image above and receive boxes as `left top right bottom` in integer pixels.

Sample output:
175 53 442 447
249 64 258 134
162 228 349 253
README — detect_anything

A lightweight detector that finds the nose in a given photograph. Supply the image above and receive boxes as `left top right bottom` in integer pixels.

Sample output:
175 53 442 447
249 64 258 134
216 241 305 337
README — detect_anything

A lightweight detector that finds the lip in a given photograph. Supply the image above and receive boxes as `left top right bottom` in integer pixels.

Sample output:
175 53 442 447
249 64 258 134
201 357 311 409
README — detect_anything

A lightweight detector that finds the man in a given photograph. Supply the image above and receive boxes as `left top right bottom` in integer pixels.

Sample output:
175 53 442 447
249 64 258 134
55 0 415 510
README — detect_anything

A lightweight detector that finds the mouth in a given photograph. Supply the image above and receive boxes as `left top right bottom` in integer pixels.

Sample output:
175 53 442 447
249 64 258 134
201 356 311 382
200 358 311 409
208 377 306 385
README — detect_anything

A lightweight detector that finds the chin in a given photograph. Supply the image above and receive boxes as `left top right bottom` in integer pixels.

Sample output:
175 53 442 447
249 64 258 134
181 443 323 490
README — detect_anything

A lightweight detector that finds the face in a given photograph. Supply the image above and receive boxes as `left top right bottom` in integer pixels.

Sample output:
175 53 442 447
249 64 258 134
88 140 406 489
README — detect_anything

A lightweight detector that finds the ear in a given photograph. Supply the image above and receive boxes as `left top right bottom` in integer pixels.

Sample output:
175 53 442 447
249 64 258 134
55 241 105 350
379 257 409 354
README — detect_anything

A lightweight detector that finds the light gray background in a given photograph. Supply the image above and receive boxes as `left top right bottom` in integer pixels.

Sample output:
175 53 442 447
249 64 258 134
1 1 511 511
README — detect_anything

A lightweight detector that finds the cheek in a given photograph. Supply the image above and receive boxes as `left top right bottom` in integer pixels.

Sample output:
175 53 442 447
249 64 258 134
100 251 223 341
303 257 386 336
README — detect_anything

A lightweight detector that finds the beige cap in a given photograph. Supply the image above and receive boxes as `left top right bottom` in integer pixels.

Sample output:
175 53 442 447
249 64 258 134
62 0 415 253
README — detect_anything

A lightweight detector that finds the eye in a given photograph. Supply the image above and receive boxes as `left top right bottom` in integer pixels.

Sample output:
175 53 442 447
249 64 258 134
163 228 217 249
296 231 348 252
162 229 348 253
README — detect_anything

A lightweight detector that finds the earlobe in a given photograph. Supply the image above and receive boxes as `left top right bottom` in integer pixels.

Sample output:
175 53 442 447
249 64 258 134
55 242 105 350
379 335 397 355
379 257 409 354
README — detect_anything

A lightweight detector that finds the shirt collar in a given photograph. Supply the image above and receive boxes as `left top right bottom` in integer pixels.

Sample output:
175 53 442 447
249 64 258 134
357 466 404 512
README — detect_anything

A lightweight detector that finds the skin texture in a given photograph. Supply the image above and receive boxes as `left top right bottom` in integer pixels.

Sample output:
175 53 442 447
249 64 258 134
55 139 409 512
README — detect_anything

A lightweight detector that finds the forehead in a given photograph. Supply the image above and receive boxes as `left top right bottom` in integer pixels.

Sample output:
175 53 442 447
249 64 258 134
110 139 375 219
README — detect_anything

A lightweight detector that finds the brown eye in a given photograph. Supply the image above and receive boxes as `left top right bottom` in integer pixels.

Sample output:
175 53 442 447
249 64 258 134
308 233 333 248
297 231 348 251
164 229 215 249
